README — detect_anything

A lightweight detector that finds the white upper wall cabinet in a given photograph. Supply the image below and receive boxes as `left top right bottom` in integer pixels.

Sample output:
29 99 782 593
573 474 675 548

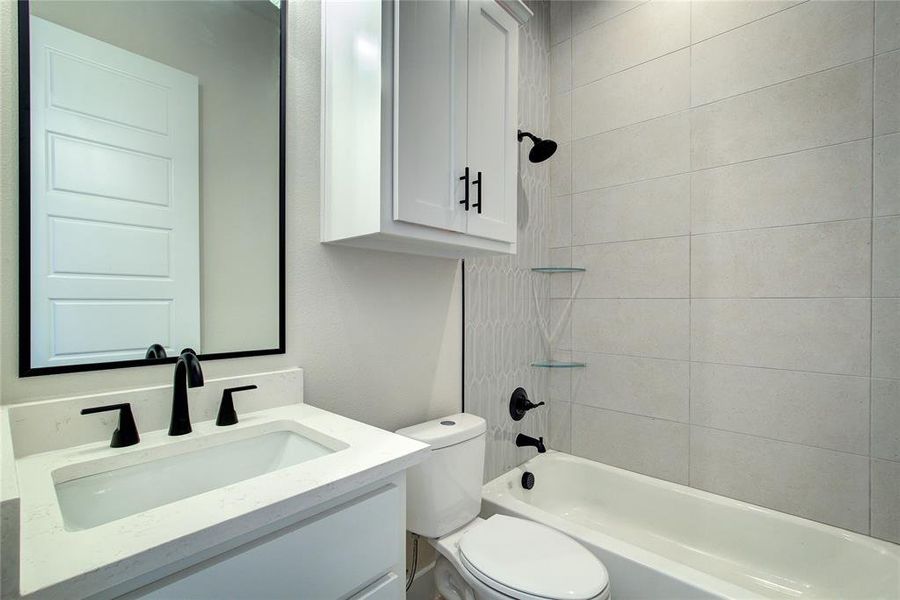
322 0 529 259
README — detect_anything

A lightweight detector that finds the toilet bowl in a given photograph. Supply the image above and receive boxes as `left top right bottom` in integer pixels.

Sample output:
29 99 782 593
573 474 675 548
397 414 610 600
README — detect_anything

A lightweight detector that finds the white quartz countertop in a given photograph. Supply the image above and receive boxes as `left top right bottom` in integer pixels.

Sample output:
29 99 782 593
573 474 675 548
14 403 429 599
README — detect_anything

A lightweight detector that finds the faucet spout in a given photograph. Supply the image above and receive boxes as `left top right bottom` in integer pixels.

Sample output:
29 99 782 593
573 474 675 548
515 433 546 453
169 348 203 436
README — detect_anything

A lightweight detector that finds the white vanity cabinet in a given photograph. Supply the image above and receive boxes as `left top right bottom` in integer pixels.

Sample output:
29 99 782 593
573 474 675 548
322 0 530 259
127 478 406 600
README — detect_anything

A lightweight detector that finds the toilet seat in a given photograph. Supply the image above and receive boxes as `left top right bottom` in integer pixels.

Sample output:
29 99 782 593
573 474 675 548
457 515 609 600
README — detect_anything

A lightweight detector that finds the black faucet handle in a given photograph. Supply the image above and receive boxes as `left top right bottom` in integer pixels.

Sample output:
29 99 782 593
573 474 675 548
216 385 258 426
509 387 546 421
81 403 140 448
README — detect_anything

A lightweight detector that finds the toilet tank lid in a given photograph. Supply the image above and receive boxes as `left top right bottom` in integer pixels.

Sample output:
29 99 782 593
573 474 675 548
396 413 486 450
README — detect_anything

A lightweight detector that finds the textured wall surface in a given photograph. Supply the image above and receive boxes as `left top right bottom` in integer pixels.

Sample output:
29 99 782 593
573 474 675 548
465 0 554 483
549 0 900 543
0 1 462 435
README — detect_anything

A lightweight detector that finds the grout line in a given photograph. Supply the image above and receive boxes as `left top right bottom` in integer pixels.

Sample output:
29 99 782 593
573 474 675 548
570 44 691 95
565 0 813 93
875 46 900 59
688 0 693 488
566 136 874 198
575 402 874 459
554 296 879 300
869 3 876 537
565 348 889 380
548 216 876 252
689 0 812 46
562 0 651 47
569 56 873 146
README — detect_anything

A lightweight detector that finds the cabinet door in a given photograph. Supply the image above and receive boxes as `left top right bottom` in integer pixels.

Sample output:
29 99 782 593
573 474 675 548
132 485 402 599
394 0 468 233
465 0 518 243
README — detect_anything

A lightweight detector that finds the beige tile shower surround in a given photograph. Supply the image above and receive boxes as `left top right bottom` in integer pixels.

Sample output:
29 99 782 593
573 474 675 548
465 1 553 482
543 0 900 544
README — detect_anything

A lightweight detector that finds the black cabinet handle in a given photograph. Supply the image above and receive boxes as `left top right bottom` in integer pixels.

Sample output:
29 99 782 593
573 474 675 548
217 384 258 426
459 167 470 211
472 171 482 214
81 403 140 448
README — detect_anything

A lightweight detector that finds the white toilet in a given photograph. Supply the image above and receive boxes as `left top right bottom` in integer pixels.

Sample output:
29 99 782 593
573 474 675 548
397 414 610 600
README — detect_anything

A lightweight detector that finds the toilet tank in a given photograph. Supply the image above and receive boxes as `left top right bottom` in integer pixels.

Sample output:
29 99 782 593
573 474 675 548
396 414 486 538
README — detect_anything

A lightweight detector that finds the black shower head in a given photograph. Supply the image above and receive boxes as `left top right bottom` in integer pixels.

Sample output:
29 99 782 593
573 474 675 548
518 130 558 163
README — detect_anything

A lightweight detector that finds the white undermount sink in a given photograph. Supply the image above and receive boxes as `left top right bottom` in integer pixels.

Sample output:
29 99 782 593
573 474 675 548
54 428 337 531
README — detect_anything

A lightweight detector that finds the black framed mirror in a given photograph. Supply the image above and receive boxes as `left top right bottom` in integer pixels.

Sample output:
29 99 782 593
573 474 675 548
18 0 286 376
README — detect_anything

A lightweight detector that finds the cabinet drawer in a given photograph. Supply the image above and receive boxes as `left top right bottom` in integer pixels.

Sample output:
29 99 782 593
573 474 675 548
136 485 402 599
350 573 402 600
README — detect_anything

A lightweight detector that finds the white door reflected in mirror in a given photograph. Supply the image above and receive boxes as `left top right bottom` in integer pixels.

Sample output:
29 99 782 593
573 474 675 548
29 17 201 368
21 0 283 372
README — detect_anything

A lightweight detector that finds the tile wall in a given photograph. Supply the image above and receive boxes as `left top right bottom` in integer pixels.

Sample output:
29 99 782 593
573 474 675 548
465 1 553 482
548 0 899 542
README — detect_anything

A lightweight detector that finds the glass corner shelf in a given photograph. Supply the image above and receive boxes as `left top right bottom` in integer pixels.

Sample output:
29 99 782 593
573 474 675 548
531 360 587 368
530 267 586 273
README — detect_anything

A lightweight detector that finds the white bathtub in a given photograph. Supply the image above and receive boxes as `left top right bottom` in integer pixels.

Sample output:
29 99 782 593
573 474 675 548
481 452 900 599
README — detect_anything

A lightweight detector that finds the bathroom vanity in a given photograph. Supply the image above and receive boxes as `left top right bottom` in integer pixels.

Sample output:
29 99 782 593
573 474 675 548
0 369 429 599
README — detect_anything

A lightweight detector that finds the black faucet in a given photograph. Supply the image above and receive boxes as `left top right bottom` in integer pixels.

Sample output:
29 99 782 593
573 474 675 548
516 433 546 453
169 348 204 436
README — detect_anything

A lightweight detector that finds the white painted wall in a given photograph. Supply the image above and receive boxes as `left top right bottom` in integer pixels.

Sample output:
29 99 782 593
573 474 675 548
0 0 462 432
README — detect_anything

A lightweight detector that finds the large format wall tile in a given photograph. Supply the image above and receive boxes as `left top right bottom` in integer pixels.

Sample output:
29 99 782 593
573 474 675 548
874 216 900 297
572 352 689 421
875 134 900 216
691 299 871 375
572 0 689 86
691 61 872 170
550 195 572 248
691 140 872 234
550 142 572 196
871 459 900 543
549 91 572 144
550 0 571 46
691 363 869 454
541 0 899 538
690 427 870 533
550 38 572 95
573 49 690 137
574 237 689 298
574 299 690 359
691 1 873 106
876 0 900 54
691 0 802 43
549 247 573 299
873 299 900 379
571 0 644 36
572 404 689 484
875 50 900 135
549 400 572 452
872 378 900 461
690 220 871 298
573 175 690 244
574 112 690 191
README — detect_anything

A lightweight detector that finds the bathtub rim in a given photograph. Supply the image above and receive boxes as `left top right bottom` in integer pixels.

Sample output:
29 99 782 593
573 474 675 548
481 451 900 599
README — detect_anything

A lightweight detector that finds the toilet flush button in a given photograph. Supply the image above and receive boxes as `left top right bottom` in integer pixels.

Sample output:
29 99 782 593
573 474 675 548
440 420 456 426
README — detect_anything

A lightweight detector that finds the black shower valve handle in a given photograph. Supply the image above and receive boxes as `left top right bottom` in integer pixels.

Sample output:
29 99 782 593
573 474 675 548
509 387 545 421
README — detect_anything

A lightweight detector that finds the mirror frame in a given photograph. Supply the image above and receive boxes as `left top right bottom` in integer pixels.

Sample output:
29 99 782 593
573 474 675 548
17 0 287 377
